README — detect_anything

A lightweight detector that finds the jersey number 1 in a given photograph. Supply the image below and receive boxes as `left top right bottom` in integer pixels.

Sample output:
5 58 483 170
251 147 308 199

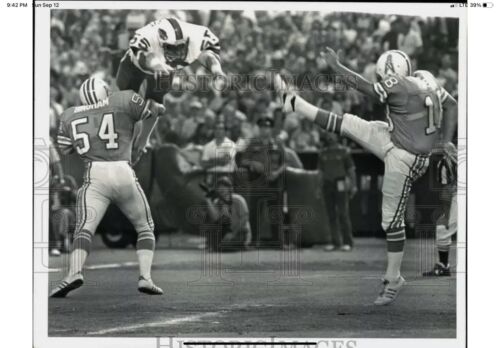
71 113 118 155
425 96 441 135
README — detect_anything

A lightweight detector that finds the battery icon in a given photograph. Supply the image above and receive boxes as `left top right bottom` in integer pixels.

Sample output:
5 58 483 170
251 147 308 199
483 2 493 7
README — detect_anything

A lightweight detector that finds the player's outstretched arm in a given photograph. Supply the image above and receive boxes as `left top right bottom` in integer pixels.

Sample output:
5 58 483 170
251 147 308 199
198 50 226 93
321 47 378 99
198 50 225 77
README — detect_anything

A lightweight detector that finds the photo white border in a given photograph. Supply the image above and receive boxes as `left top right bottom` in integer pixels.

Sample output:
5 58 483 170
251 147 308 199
33 2 467 348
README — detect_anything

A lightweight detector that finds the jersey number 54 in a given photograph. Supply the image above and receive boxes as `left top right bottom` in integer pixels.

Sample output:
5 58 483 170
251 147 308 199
71 113 119 155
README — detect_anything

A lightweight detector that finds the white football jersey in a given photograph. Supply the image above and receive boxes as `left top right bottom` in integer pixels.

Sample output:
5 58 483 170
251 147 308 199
128 18 220 73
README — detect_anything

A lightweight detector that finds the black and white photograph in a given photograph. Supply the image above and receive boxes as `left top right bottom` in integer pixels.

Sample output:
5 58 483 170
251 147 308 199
27 1 470 347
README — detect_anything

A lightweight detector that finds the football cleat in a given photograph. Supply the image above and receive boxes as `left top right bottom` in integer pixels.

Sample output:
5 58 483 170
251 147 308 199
423 262 451 277
340 245 352 252
50 273 84 298
273 73 296 113
374 276 405 306
323 244 336 252
138 276 164 295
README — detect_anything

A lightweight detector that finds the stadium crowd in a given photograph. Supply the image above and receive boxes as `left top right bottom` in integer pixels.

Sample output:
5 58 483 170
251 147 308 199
50 9 459 151
48 10 459 252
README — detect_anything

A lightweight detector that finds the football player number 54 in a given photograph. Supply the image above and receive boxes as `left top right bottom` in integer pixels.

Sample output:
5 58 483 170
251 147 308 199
71 113 119 155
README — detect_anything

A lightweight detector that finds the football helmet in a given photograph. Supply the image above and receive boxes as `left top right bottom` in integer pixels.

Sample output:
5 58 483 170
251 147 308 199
413 70 440 92
79 78 110 105
375 50 412 80
158 18 189 65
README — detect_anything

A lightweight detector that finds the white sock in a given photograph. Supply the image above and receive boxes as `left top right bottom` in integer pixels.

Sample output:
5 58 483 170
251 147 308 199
68 249 88 277
137 249 154 280
293 95 320 122
385 251 404 282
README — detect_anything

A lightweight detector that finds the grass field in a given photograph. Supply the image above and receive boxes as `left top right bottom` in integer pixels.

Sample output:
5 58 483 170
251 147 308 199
48 236 456 338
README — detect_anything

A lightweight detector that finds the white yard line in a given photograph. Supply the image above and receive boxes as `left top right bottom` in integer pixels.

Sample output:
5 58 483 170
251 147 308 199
86 302 285 336
86 261 138 270
50 261 140 273
86 311 222 335
47 268 62 272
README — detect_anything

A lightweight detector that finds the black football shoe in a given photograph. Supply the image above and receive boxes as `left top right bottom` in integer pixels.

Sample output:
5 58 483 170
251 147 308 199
50 273 84 298
423 262 451 277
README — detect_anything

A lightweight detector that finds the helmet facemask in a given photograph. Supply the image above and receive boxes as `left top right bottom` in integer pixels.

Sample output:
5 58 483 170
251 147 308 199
158 28 189 66
163 39 189 65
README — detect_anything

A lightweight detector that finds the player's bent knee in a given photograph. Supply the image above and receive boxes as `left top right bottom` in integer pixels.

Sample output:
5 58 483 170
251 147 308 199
136 230 156 251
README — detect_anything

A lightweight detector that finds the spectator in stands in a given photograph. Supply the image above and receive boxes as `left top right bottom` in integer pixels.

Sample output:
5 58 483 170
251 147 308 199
180 99 205 145
289 118 320 152
318 133 358 251
201 121 237 186
50 9 459 154
381 17 404 51
192 112 216 146
438 54 458 97
276 130 303 249
204 177 252 251
239 116 286 247
400 19 423 59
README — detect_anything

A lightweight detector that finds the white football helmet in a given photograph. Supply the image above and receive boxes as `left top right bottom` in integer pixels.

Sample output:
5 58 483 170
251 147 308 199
375 50 412 80
413 70 440 92
157 18 189 65
79 78 110 105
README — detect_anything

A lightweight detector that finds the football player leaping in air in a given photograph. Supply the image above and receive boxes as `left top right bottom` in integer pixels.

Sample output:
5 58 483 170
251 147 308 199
116 17 225 164
50 78 166 298
275 49 457 305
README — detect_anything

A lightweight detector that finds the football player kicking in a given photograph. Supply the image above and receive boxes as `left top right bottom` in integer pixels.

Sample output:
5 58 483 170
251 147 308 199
50 78 166 298
274 49 457 305
116 17 225 164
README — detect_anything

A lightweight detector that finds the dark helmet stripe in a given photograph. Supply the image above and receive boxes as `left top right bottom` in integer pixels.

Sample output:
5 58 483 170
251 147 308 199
82 79 91 105
393 50 412 75
167 18 183 41
90 78 97 104
85 78 94 104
